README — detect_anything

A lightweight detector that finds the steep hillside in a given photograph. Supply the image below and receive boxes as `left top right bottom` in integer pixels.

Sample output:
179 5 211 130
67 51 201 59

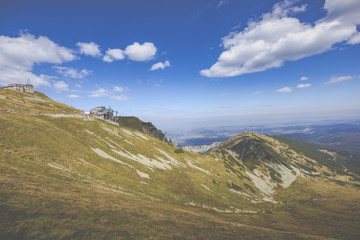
114 116 171 143
1 91 360 239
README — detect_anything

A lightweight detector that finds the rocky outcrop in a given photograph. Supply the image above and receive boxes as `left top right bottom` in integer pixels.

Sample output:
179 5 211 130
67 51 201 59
114 116 172 144
183 142 221 154
215 132 281 163
226 138 273 162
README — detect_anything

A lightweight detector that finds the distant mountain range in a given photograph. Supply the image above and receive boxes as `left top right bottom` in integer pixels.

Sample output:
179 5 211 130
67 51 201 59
173 121 360 148
178 122 360 174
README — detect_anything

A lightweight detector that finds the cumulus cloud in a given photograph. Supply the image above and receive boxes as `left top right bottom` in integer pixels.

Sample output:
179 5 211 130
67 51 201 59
201 0 360 77
324 75 353 84
68 94 81 98
296 83 311 88
77 42 101 57
150 60 170 71
102 43 159 63
0 33 76 71
53 81 69 92
0 33 76 87
54 66 91 78
124 42 156 61
103 48 124 63
0 67 52 87
300 76 309 81
277 87 292 93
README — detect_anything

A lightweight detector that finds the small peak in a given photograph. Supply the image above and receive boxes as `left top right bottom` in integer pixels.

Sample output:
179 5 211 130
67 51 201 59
230 131 259 139
240 131 255 136
240 131 266 139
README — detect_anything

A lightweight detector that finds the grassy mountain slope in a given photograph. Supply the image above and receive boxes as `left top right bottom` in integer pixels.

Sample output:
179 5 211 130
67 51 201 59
0 89 80 114
209 132 357 195
1 90 360 239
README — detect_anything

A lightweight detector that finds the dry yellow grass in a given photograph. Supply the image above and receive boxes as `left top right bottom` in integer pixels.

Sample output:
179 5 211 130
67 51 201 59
1 90 360 239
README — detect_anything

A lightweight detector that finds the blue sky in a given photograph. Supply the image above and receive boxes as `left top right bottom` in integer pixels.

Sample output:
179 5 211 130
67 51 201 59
1 0 360 131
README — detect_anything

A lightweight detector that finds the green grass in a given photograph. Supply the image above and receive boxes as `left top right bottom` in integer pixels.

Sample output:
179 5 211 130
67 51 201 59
268 166 283 183
243 157 262 171
174 148 184 154
243 183 256 194
273 136 346 174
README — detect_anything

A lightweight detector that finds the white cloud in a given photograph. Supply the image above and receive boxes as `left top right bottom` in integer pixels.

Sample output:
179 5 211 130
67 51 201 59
54 66 91 78
324 75 353 84
296 83 311 88
89 88 111 97
68 94 81 98
0 32 75 87
102 43 158 63
102 55 112 63
53 81 69 92
124 42 157 61
89 87 129 102
111 95 128 102
76 42 101 57
348 32 360 44
201 0 360 77
113 86 124 92
0 33 76 71
277 87 292 93
150 60 170 71
103 48 124 63
300 76 309 81
0 67 52 87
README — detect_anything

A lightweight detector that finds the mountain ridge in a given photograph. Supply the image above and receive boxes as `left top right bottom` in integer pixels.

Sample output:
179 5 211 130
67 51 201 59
114 116 172 144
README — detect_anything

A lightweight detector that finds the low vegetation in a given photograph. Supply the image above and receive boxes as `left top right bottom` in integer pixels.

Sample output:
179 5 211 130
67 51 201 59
0 89 80 114
1 90 360 239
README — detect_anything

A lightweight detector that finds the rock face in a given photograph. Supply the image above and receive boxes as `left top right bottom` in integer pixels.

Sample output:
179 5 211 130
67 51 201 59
183 142 221 154
114 116 172 144
219 134 274 163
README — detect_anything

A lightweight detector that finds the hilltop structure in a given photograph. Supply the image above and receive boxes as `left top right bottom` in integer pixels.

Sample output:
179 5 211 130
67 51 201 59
2 82 34 93
90 106 114 120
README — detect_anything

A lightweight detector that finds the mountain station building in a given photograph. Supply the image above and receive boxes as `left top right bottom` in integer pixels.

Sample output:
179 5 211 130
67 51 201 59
90 106 114 120
2 83 34 93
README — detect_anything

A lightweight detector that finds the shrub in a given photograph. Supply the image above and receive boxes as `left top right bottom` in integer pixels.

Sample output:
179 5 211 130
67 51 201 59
174 148 184 154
